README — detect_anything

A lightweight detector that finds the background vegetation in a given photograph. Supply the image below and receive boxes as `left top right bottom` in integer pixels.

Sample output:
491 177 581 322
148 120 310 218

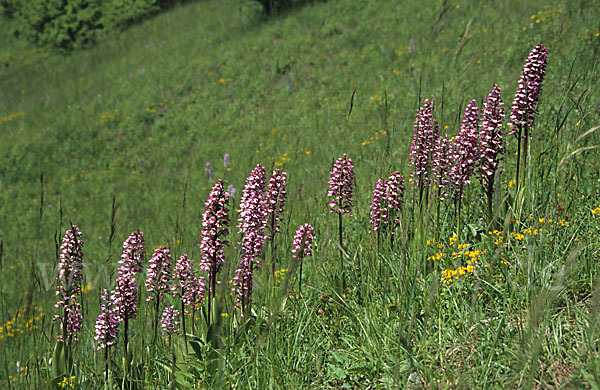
0 0 599 387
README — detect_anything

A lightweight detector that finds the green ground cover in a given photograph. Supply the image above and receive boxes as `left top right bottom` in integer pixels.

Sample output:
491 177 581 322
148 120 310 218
1 0 599 387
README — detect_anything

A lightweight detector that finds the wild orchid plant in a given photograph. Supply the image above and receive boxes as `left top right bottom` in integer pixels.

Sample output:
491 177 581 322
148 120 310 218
328 154 354 287
291 223 314 294
145 246 173 336
233 165 267 316
509 43 548 191
264 169 287 277
450 100 480 239
199 179 230 322
370 172 405 248
479 84 505 223
172 253 204 340
54 225 84 344
409 99 439 206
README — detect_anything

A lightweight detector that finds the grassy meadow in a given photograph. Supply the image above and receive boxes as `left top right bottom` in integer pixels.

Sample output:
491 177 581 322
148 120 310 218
1 0 600 387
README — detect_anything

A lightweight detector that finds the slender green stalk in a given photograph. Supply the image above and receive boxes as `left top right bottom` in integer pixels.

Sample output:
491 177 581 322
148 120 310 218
338 208 345 290
515 125 522 194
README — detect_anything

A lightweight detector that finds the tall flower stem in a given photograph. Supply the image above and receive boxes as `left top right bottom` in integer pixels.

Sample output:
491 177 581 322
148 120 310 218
153 298 160 343
180 299 187 353
456 187 464 242
521 123 529 187
515 128 522 194
338 208 344 289
123 317 129 378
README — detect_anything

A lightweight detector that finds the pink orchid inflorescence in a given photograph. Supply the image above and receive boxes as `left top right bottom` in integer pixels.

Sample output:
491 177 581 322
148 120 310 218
199 179 230 301
160 306 180 336
54 225 84 342
328 154 355 216
449 100 480 200
509 43 548 136
409 99 439 193
264 169 287 239
112 230 145 322
172 253 205 314
291 224 314 261
237 165 267 236
233 165 268 315
94 289 120 350
370 172 405 234
145 246 173 302
479 84 505 180
432 135 453 200
292 223 314 294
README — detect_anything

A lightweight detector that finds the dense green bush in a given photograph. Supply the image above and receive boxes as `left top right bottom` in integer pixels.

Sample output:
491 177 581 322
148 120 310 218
15 0 103 49
1 0 180 50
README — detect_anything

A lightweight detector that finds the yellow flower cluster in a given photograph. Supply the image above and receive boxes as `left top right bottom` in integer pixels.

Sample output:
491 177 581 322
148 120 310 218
451 248 486 262
427 251 445 261
426 236 486 285
99 108 120 126
537 217 569 227
58 376 76 389
0 305 44 339
361 129 387 147
0 111 25 125
488 230 506 246
441 265 475 285
522 7 563 31
592 205 600 215
274 268 289 278
275 152 291 167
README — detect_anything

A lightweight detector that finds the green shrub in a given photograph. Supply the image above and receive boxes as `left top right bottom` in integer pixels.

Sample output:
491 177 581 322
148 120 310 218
15 0 103 50
4 0 171 50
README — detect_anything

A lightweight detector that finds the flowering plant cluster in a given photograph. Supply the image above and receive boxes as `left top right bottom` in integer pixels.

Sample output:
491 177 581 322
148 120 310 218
145 246 173 302
264 169 287 239
479 84 505 221
160 306 180 336
432 135 452 200
509 43 548 190
328 154 355 216
199 179 231 302
94 289 119 350
172 253 205 314
449 100 480 201
409 99 439 198
54 225 84 342
291 224 314 261
94 231 145 351
509 43 548 134
370 172 405 235
233 165 268 314
479 84 505 180
292 223 314 294
112 230 145 321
